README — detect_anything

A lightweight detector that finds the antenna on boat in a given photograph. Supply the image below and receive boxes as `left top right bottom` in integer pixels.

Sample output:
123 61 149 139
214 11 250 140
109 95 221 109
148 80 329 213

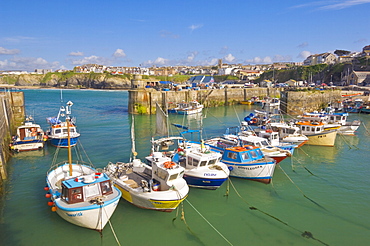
67 117 73 176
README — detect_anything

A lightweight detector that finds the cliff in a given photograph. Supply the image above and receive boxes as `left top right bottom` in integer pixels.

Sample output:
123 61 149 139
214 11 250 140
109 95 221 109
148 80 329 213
0 73 142 89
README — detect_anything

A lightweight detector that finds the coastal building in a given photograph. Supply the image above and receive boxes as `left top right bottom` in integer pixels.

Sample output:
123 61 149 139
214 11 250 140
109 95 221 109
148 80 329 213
348 71 370 85
303 52 336 66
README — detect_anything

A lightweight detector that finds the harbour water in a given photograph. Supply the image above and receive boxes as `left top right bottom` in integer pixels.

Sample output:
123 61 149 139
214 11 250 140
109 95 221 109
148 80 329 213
1 89 369 246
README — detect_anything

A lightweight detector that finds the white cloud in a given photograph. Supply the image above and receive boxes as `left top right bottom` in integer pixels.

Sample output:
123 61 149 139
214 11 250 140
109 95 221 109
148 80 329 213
142 57 169 66
69 51 84 56
292 0 370 10
189 24 203 31
0 56 60 71
113 49 126 58
187 51 198 62
71 55 109 65
298 51 312 59
319 0 370 10
297 42 309 48
224 54 235 63
160 30 180 39
0 47 20 55
273 54 292 62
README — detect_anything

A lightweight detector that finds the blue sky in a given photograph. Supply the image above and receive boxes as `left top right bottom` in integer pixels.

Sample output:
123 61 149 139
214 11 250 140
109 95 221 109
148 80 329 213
0 0 369 71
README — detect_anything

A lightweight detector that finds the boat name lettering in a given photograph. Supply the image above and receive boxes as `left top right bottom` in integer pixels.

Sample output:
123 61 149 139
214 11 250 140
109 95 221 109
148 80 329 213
238 165 263 170
204 173 217 177
66 212 83 217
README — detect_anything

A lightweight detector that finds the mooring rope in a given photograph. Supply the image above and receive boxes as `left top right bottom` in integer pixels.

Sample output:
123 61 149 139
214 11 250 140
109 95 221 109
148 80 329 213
362 122 370 135
278 165 326 210
185 199 234 246
337 133 359 150
228 178 329 246
103 207 122 246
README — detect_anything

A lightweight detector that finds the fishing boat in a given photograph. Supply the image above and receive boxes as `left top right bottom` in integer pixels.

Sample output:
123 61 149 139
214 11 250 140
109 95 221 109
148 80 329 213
223 126 291 163
45 118 121 231
268 122 309 147
203 139 276 184
46 101 80 147
298 110 361 136
294 121 339 146
103 116 189 212
168 100 203 115
9 116 47 152
151 137 230 190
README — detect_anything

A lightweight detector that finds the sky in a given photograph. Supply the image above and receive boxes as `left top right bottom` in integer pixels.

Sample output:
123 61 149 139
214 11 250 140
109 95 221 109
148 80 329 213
0 0 369 71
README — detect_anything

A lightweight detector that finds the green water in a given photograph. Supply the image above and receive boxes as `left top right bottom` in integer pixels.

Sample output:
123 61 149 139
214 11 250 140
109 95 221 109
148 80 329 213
1 89 369 246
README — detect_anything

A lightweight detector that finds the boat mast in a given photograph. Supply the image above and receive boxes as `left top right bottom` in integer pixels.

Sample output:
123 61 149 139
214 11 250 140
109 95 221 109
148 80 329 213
66 101 74 175
67 117 72 175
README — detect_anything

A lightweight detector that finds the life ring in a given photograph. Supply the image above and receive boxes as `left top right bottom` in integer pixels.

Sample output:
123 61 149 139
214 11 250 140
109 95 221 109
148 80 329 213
266 129 272 133
163 161 176 169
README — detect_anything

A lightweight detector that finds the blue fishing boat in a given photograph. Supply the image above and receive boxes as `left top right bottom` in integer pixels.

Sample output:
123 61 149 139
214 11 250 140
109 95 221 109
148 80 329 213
201 137 276 184
46 101 80 147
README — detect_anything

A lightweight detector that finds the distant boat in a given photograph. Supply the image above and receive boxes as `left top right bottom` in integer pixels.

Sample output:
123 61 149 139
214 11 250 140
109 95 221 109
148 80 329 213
168 100 203 115
46 101 80 147
45 118 121 231
10 116 47 152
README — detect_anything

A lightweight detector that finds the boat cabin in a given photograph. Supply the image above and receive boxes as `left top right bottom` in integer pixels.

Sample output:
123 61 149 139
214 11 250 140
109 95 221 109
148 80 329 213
177 145 222 170
147 153 186 190
295 121 325 135
222 145 265 163
61 173 113 204
16 123 41 140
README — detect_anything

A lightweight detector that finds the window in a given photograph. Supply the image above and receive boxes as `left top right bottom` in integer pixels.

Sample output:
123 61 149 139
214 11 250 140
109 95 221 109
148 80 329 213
227 152 237 159
55 129 61 134
100 181 113 195
84 183 100 198
208 158 217 165
168 173 178 181
68 187 84 204
250 151 258 158
199 160 207 167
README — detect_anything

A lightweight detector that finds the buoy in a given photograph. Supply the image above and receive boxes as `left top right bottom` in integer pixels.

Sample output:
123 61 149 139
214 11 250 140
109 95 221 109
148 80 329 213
51 206 57 212
47 201 54 206
44 186 49 191
45 193 52 198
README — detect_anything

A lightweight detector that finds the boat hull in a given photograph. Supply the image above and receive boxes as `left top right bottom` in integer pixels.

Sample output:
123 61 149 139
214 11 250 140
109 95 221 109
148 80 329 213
306 130 337 146
54 192 120 231
11 140 44 152
114 182 188 212
49 137 79 147
177 108 203 115
224 160 276 184
183 175 228 190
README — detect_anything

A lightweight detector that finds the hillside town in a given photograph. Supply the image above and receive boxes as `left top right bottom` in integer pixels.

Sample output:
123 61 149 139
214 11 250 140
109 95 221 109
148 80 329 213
1 45 370 87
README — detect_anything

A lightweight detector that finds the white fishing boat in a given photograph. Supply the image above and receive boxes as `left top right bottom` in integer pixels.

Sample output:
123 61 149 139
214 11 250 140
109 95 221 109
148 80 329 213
103 115 189 212
46 101 80 147
168 100 203 115
151 137 230 190
10 116 47 152
298 110 361 136
45 118 121 231
294 121 339 146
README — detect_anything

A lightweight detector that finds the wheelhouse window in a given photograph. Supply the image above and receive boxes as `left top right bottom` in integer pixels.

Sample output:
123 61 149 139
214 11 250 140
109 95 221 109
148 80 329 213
250 151 258 158
227 152 237 159
55 129 61 134
100 181 113 195
208 158 217 165
199 160 207 167
62 185 84 204
168 173 178 181
84 183 100 198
